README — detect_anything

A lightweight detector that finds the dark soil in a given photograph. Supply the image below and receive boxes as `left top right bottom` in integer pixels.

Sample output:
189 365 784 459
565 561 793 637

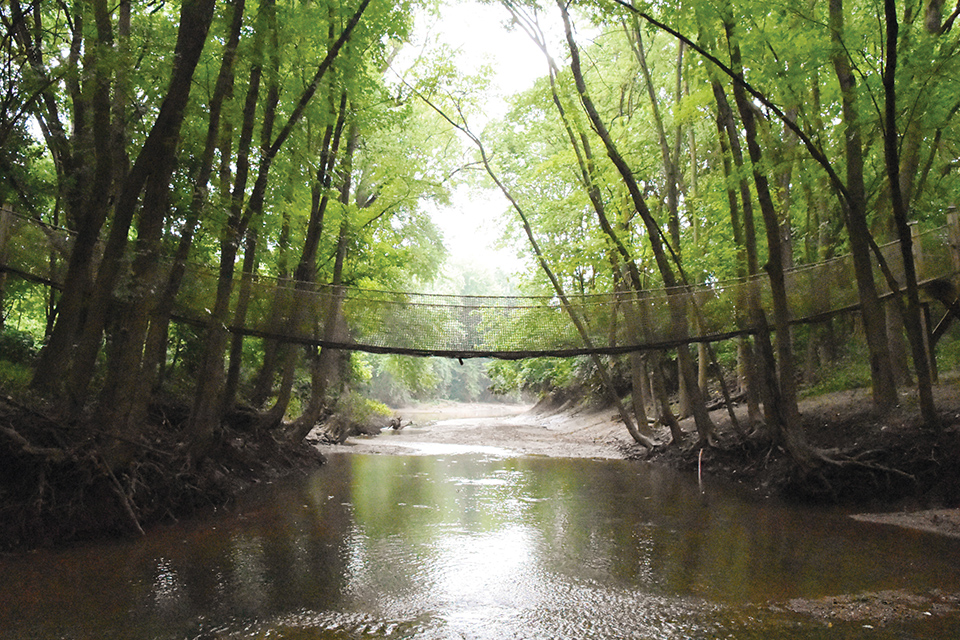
633 384 960 508
0 395 324 550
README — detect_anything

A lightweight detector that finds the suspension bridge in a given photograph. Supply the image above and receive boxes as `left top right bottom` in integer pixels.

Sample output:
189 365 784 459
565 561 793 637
2 208 959 360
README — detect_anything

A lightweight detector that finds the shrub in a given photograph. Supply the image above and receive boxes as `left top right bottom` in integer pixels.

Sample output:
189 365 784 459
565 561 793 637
0 328 38 364
0 359 32 392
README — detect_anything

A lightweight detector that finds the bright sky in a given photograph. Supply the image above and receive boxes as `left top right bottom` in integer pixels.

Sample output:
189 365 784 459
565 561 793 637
433 1 550 97
403 0 557 289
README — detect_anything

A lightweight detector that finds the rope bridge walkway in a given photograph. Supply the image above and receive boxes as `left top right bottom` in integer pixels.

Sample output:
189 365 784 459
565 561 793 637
2 209 959 360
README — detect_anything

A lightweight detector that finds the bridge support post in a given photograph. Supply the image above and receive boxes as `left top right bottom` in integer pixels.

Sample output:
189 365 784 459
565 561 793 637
947 209 960 275
926 209 960 349
919 209 960 379
0 207 15 331
921 302 939 384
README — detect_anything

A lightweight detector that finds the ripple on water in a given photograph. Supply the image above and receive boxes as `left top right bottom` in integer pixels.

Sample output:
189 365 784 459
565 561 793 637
201 610 431 639
198 589 735 640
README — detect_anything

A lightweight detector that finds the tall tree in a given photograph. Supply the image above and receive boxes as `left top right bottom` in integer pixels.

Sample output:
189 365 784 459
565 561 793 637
185 0 375 452
558 0 717 445
828 0 899 409
41 0 218 426
881 0 938 427
142 0 248 394
723 7 809 460
502 0 660 441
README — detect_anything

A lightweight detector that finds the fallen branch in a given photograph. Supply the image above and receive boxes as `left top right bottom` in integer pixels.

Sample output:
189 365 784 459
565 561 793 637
812 445 918 485
822 452 919 485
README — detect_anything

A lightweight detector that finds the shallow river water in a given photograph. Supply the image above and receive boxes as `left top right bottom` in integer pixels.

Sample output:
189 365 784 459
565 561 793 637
2 444 960 639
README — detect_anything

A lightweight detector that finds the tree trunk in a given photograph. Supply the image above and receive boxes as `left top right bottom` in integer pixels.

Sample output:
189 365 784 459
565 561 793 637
223 226 260 409
711 77 763 426
142 0 247 394
61 0 217 467
260 88 348 430
725 16 811 462
632 23 696 419
185 0 373 454
881 0 938 427
186 16 267 449
628 352 650 433
30 0 115 394
223 3 281 410
287 230 349 443
650 351 684 444
249 205 292 406
0 207 12 331
829 0 899 409
287 118 357 443
518 7 658 445
64 0 216 420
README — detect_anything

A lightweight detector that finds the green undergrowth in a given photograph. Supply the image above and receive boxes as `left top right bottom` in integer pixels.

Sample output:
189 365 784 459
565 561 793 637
800 356 873 398
0 328 38 393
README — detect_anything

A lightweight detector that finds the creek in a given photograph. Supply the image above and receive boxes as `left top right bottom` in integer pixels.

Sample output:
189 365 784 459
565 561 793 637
2 441 959 639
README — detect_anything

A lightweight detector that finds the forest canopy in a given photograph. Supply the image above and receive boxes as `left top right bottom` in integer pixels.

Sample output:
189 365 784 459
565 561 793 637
1 0 959 469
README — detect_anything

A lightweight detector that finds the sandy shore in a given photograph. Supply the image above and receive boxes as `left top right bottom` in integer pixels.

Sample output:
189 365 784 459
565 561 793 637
319 402 629 459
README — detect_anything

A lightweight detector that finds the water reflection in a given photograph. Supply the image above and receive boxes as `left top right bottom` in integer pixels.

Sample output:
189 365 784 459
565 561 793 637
0 453 958 639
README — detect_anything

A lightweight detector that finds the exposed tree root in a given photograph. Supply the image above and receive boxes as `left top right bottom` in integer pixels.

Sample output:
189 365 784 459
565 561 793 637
0 396 325 550
640 397 960 505
818 447 919 483
0 424 68 462
99 456 145 536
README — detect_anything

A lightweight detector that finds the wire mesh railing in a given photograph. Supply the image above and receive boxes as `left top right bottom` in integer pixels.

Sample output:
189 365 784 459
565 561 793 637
1 207 957 358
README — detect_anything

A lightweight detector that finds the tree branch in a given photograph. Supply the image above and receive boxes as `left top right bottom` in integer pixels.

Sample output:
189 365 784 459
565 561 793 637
606 0 854 212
